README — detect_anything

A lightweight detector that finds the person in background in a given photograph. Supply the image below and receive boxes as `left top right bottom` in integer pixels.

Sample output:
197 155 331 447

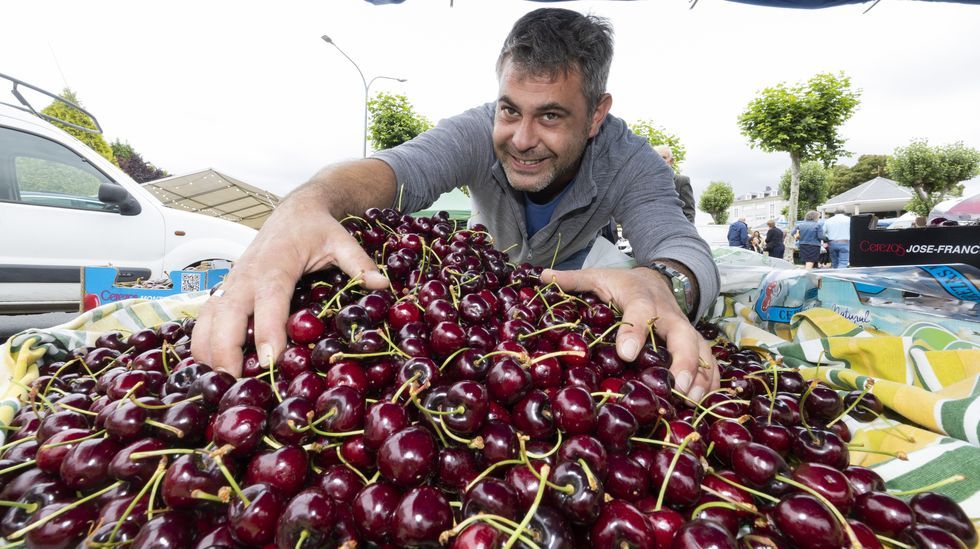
727 216 749 248
822 207 851 268
654 145 695 223
749 230 764 253
792 210 825 269
764 219 785 258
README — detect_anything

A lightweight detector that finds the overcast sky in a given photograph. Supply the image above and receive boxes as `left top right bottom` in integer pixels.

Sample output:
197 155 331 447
4 0 980 205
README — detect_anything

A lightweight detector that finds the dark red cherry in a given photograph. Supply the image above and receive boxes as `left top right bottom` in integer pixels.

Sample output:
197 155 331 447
464 478 520 521
590 499 655 548
792 429 849 470
512 390 555 440
391 486 453 547
218 377 274 412
23 501 97 549
274 488 336 548
378 426 437 487
161 453 224 509
443 380 489 435
557 434 608 479
791 462 854 514
287 308 325 345
211 405 267 456
731 442 788 487
550 460 603 525
436 447 479 492
595 403 638 453
772 493 844 549
35 428 90 473
910 491 976 547
244 445 310 499
59 437 121 490
130 511 195 549
109 437 167 483
352 482 401 543
707 419 752 464
843 465 886 497
187 370 236 410
227 483 283 546
552 386 596 435
843 391 884 422
853 491 916 538
479 421 518 464
899 523 970 549
314 385 364 432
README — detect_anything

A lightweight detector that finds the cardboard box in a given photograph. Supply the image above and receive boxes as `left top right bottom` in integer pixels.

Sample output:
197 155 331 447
850 214 980 268
81 266 228 311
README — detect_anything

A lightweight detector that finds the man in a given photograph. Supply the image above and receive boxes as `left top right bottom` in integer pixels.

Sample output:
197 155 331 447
823 207 851 268
727 216 749 248
764 219 785 259
654 145 696 223
192 8 720 400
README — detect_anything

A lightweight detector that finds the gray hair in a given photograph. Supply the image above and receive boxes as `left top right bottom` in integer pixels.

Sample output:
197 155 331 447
653 145 672 163
496 8 614 114
805 210 820 221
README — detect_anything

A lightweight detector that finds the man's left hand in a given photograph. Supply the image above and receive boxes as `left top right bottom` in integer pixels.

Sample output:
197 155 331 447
539 267 719 403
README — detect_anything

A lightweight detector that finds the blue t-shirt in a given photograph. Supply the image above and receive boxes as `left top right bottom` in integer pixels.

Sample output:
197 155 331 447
524 181 589 269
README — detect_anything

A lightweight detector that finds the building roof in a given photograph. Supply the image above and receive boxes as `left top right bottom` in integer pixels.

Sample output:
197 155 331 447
820 176 913 214
141 169 280 229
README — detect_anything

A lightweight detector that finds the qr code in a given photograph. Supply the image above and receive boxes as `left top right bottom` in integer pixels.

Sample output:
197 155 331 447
180 272 204 293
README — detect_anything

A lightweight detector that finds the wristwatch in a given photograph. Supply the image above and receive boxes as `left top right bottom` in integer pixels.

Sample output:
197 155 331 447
648 261 696 319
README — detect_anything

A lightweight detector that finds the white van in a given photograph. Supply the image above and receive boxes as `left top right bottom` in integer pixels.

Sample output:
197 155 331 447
0 74 256 314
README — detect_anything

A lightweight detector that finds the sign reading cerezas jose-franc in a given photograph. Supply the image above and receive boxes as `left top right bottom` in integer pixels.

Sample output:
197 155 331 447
849 214 980 268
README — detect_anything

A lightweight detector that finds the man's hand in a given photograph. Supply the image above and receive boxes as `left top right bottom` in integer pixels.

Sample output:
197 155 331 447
539 267 719 403
190 202 388 377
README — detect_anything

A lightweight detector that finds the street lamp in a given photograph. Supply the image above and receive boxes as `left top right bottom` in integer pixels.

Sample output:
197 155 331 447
321 34 406 158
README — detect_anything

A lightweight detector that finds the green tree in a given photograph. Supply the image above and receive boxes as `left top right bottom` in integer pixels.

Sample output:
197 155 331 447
779 161 829 216
367 92 432 152
628 120 686 171
41 89 115 164
699 181 734 224
888 140 980 215
827 154 890 197
738 72 860 256
112 140 170 183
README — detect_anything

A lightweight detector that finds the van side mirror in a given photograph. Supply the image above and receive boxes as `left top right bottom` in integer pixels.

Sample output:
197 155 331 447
98 182 142 216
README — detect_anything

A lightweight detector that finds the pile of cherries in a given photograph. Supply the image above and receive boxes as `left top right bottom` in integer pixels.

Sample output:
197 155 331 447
1 207 975 548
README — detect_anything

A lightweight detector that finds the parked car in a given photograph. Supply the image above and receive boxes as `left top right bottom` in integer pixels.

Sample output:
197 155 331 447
0 73 256 314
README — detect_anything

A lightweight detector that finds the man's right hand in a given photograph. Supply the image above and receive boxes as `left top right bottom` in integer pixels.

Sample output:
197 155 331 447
191 186 390 377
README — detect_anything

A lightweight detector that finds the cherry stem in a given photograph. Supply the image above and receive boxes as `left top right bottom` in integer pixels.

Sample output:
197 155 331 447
130 393 203 410
630 437 682 450
192 488 230 504
53 401 98 417
295 529 310 549
263 435 284 449
8 480 123 540
654 433 698 512
440 346 473 371
39 429 107 449
776 474 860 548
439 512 541 549
518 322 580 343
845 446 907 460
464 459 525 494
375 329 412 360
577 458 600 491
318 276 364 317
706 472 779 503
335 447 371 485
502 464 550 549
420 405 465 416
527 350 585 366
827 379 875 427
211 446 250 506
0 436 34 454
525 430 562 460
0 500 36 511
692 398 750 428
588 321 626 348
109 457 167 544
159 341 173 375
875 534 913 549
691 499 759 519
408 385 449 448
548 232 562 270
391 372 422 404
309 425 364 438
0 460 36 477
889 474 965 496
129 448 199 461
146 419 185 438
268 354 283 403
42 358 81 397
525 461 573 495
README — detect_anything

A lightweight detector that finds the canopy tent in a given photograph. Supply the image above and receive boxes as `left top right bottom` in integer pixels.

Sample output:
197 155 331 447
141 169 281 229
818 176 913 215
928 191 980 223
415 188 471 220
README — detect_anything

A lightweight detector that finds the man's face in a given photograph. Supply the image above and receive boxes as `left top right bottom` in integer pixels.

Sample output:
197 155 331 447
492 59 610 195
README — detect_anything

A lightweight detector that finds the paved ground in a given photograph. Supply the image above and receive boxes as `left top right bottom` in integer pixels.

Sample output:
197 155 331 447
0 312 77 341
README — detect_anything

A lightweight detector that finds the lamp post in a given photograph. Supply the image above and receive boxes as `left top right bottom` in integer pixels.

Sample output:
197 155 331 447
321 34 406 158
